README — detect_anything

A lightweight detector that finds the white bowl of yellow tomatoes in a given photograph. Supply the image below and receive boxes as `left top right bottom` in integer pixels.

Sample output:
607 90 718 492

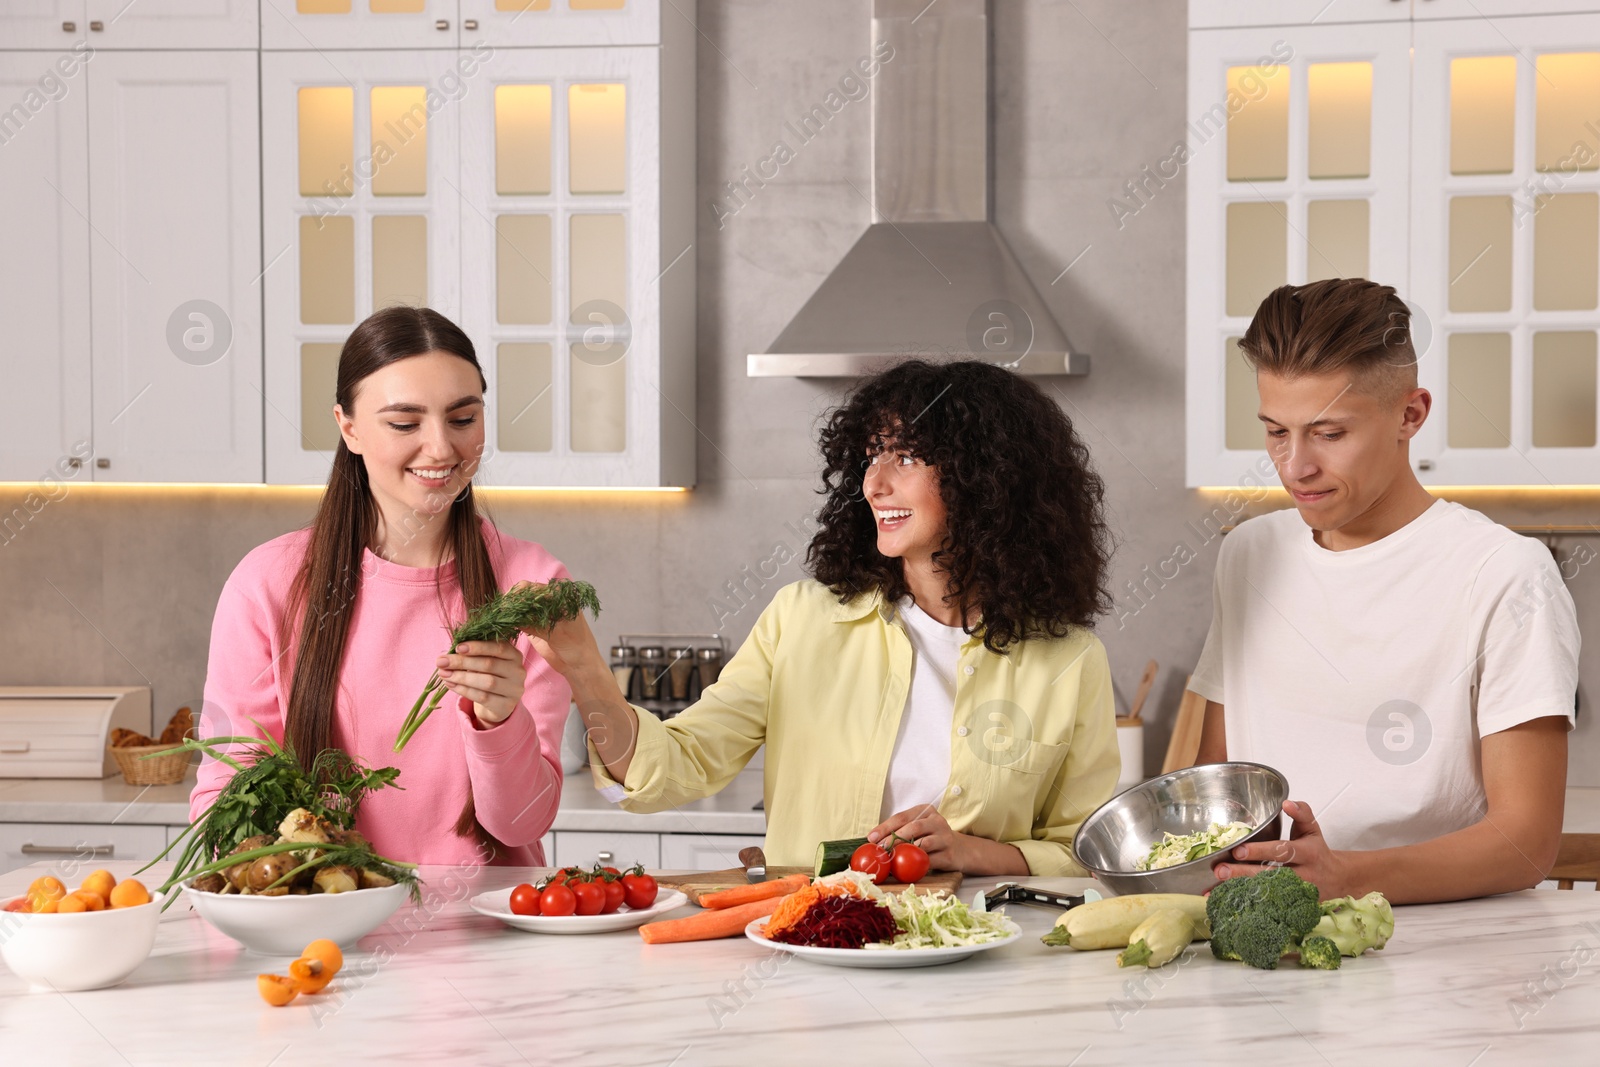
0 872 163 992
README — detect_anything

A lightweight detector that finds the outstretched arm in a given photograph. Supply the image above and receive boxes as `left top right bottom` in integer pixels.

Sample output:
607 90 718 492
1216 715 1568 903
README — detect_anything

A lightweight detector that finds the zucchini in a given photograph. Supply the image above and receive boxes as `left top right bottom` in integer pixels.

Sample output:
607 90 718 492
1116 908 1199 968
814 837 869 877
1040 893 1208 950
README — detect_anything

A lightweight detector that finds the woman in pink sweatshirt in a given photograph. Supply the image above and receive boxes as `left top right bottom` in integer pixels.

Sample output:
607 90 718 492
190 307 572 866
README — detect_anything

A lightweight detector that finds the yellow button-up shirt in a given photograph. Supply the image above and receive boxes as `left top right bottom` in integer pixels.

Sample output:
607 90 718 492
591 580 1119 875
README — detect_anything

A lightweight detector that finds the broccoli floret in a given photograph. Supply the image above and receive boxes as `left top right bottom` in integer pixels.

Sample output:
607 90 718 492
1297 935 1342 970
1310 891 1394 957
1207 867 1324 970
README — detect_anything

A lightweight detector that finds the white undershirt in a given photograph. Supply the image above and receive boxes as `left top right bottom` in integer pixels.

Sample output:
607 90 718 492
881 597 965 820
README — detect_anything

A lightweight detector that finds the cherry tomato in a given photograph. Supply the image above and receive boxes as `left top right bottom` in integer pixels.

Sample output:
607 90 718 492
622 870 658 910
571 880 606 916
2 896 25 913
509 883 539 916
850 842 892 884
600 866 622 878
600 877 626 914
890 842 931 884
538 883 577 916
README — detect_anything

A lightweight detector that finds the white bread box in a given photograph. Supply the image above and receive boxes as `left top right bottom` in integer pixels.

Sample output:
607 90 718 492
0 687 153 778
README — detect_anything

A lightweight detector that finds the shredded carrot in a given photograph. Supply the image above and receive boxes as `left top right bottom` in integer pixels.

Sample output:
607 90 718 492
763 881 865 938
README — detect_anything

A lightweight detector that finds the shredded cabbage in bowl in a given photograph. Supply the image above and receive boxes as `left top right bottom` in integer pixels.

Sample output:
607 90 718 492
1134 820 1255 871
815 871 1019 950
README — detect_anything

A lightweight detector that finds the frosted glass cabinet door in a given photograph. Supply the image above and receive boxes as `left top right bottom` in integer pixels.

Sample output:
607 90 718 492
1409 14 1600 484
1186 21 1411 488
86 51 263 483
460 42 693 487
0 52 91 481
262 0 461 50
82 0 259 48
0 1 86 49
261 50 464 485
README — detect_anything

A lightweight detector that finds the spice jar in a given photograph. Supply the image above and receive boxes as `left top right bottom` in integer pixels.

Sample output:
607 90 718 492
666 647 695 701
637 646 666 700
695 647 724 691
609 645 635 700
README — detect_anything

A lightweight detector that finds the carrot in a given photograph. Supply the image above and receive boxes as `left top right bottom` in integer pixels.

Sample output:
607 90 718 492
639 895 787 945
697 874 810 910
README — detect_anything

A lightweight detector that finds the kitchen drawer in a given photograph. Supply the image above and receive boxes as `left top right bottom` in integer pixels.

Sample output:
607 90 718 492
0 822 169 877
659 833 767 872
553 831 659 872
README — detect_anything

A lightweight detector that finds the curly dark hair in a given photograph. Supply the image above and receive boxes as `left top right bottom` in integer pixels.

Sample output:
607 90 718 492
807 360 1113 653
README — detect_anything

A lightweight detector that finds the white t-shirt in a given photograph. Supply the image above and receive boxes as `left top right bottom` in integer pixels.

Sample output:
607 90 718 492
881 598 965 820
1191 499 1579 852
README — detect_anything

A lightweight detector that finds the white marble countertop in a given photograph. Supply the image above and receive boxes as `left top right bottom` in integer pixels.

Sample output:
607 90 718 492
0 768 768 836
3 859 1600 1065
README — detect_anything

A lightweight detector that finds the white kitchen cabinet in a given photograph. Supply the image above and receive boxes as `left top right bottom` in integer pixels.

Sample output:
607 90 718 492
1187 6 1600 486
1415 1 1600 18
1407 14 1600 484
461 0 660 49
87 51 262 483
262 9 694 487
460 39 694 488
0 51 93 483
1186 22 1412 486
553 829 658 870
0 2 87 49
657 832 763 872
261 0 461 51
0 822 168 876
84 0 259 49
261 48 465 484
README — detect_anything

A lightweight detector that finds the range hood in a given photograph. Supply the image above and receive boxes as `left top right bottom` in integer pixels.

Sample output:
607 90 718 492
747 0 1087 378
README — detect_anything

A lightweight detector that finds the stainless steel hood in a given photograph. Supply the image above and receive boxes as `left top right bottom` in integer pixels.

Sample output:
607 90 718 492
747 0 1087 378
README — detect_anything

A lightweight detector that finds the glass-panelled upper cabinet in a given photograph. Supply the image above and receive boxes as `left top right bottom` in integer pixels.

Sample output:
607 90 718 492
460 41 693 488
461 0 661 48
1409 14 1600 484
1187 23 1411 486
261 51 464 484
262 0 460 50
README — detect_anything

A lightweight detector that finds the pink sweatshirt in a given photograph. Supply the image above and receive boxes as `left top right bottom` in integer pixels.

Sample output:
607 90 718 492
190 521 572 866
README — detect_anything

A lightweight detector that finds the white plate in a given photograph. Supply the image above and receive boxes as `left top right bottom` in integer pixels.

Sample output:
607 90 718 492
743 916 1022 968
469 887 688 934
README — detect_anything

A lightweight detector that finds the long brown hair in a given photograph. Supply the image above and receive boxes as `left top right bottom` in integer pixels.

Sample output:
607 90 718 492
283 306 501 852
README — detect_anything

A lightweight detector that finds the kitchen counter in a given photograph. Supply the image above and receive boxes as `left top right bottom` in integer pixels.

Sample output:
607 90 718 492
4 860 1600 1064
0 768 768 836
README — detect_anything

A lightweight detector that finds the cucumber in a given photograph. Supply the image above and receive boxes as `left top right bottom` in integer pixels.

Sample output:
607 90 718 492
815 837 869 877
1041 893 1209 951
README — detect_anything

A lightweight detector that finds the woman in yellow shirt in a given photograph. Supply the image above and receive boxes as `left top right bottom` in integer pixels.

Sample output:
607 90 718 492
526 359 1120 875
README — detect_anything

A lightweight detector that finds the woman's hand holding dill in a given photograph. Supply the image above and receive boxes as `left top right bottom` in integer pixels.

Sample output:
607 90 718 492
436 639 527 726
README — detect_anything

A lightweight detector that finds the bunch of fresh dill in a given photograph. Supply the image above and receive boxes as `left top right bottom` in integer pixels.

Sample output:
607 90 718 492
393 579 600 751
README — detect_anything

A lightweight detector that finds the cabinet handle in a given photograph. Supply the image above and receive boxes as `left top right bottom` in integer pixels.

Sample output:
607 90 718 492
465 19 478 30
89 21 104 31
96 458 110 469
597 850 614 864
0 741 28 754
22 843 115 857
63 21 76 31
1417 459 1435 471
436 19 450 30
66 457 81 470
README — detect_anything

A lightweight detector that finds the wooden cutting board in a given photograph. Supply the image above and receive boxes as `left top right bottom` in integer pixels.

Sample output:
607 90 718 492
656 866 963 906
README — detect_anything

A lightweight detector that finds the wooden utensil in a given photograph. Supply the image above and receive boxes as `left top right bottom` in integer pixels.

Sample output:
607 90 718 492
1121 658 1158 725
656 866 963 906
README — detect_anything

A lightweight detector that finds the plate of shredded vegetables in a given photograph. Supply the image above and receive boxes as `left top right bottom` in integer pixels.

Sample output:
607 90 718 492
745 872 1020 968
1134 820 1256 871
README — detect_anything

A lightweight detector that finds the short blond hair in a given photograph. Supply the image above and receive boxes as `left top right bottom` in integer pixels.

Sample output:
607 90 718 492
1240 279 1417 402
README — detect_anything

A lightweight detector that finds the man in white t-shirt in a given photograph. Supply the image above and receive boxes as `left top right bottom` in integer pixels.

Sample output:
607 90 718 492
1191 278 1580 904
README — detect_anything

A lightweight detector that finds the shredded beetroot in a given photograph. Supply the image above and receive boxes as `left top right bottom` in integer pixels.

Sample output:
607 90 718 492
767 894 898 949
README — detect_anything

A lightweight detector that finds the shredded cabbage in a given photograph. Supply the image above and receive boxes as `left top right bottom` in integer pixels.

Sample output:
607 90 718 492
1135 820 1254 871
865 889 1019 951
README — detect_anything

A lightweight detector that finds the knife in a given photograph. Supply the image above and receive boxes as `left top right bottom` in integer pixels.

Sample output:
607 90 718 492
738 845 774 883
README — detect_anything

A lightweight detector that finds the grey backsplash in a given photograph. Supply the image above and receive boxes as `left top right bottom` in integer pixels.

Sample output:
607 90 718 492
1 1 1595 785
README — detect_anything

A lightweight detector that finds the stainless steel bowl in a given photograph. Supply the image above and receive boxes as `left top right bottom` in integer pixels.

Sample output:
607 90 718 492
1073 762 1289 897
